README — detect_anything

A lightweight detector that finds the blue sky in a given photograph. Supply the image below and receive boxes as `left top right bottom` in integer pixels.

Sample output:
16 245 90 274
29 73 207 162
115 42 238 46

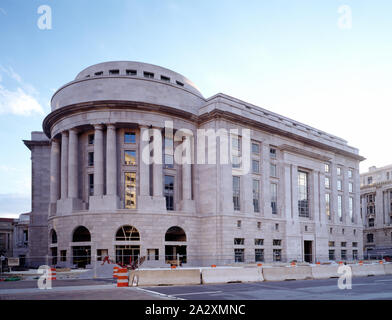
0 0 391 218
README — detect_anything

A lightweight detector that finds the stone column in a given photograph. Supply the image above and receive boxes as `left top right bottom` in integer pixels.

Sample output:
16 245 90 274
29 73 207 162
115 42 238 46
152 127 163 197
106 124 117 196
68 129 78 199
60 131 69 200
94 124 104 196
139 125 150 197
49 139 60 213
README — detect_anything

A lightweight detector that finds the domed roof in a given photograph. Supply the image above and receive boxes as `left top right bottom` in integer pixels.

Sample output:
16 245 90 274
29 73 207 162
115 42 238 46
75 61 203 97
51 61 205 114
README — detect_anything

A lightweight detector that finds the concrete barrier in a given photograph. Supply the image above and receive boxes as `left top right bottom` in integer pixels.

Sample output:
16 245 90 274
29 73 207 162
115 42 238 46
311 265 340 279
129 269 201 286
351 264 386 277
262 266 313 281
201 267 263 284
384 263 392 275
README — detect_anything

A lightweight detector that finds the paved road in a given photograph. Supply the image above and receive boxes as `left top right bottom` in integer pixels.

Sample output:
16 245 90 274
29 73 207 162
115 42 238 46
141 275 392 300
1 275 392 300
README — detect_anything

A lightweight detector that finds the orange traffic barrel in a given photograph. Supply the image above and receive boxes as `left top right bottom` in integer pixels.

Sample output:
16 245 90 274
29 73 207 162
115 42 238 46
49 268 56 280
359 260 363 266
379 260 383 264
211 265 216 268
113 266 119 279
117 268 128 287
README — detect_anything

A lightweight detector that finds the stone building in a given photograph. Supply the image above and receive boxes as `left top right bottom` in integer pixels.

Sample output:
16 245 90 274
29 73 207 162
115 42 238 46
360 165 392 259
23 61 365 268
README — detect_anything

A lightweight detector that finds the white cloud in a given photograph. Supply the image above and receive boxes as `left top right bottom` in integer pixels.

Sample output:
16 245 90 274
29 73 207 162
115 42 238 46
0 85 44 116
0 66 44 116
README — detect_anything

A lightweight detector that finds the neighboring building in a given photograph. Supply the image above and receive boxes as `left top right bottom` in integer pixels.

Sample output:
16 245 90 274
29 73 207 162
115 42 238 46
360 165 392 259
23 61 364 268
0 214 30 268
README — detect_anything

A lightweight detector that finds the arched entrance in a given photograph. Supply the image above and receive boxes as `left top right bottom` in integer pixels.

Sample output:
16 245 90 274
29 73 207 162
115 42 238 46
115 225 140 265
165 226 187 265
72 226 91 268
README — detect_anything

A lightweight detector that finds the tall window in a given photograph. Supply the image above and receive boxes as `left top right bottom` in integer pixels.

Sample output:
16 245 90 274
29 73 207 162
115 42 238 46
270 183 277 214
88 152 94 166
338 195 343 221
337 167 341 176
253 179 260 213
270 147 276 159
252 143 260 154
270 163 277 177
324 163 330 173
164 136 174 168
349 182 353 193
124 132 136 144
255 249 264 262
234 248 245 262
164 175 174 210
233 176 241 211
124 172 136 209
298 171 309 218
337 180 342 191
88 134 94 145
88 174 94 196
232 136 241 168
349 197 354 222
252 160 260 173
325 177 330 189
348 169 353 178
367 233 374 243
325 193 331 220
124 150 136 165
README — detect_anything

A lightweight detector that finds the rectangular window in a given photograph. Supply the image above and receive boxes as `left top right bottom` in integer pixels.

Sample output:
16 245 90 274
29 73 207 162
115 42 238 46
329 250 335 260
124 150 137 165
164 175 174 211
234 238 245 245
253 179 260 213
88 174 94 196
126 69 137 76
273 249 282 261
252 143 260 154
349 182 353 193
176 80 184 86
233 176 241 211
237 220 242 228
270 163 277 177
298 171 310 218
257 221 261 229
124 132 136 144
270 147 276 159
60 250 66 262
368 176 373 184
124 172 137 209
337 180 342 191
270 183 277 214
337 167 341 176
144 71 154 78
109 69 119 75
255 249 264 262
273 239 282 246
349 197 354 222
325 177 330 189
147 249 159 261
341 250 347 260
324 163 330 173
352 250 358 260
96 249 108 261
231 135 241 168
88 134 94 145
341 242 346 247
325 193 331 220
88 152 94 166
328 241 335 247
94 71 103 76
338 195 343 221
164 136 174 168
160 75 170 82
367 233 374 243
234 249 245 262
254 239 264 246
252 160 260 173
348 169 353 179
368 218 374 227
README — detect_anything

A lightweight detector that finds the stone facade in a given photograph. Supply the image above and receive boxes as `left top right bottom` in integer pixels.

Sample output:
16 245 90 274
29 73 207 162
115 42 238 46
360 165 392 259
23 61 365 268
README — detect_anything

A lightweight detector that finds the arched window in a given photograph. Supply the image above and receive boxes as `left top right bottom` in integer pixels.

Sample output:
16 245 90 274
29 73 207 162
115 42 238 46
72 226 91 242
50 229 57 244
165 226 186 242
115 225 140 241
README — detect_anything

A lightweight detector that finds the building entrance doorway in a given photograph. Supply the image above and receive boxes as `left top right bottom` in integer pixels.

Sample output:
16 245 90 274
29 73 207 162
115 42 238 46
304 240 313 263
72 246 91 268
115 245 140 265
